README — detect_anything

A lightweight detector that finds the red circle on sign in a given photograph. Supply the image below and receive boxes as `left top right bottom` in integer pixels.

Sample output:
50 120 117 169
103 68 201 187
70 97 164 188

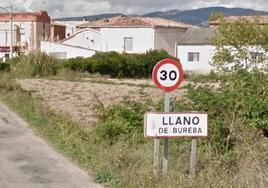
152 58 184 92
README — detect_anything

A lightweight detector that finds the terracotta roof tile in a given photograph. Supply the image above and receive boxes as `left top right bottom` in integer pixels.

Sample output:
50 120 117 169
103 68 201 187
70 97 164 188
77 16 195 28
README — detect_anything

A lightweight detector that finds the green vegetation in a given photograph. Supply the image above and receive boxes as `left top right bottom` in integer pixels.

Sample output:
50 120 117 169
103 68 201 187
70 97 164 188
60 50 175 78
12 51 58 77
0 63 10 72
212 16 268 72
8 50 175 79
0 72 267 187
208 11 224 21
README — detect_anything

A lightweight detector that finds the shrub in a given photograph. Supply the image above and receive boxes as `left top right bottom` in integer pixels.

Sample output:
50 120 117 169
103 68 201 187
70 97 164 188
62 50 175 78
95 98 153 144
0 63 10 72
13 51 58 77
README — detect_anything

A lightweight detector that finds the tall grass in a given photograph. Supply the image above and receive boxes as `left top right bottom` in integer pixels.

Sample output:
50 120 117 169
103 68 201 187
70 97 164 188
12 51 58 77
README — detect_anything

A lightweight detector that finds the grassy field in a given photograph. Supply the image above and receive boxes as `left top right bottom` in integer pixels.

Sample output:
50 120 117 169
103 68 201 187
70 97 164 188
0 70 267 188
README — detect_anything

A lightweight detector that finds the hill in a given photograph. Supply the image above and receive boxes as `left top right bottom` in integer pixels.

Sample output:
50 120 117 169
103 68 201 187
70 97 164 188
54 6 268 26
144 6 268 26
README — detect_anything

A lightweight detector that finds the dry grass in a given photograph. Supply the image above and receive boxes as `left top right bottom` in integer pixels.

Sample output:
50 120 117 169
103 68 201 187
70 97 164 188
9 77 268 188
16 78 186 125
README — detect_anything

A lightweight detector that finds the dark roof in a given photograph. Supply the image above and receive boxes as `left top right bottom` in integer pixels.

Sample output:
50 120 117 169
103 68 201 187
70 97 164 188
177 28 218 45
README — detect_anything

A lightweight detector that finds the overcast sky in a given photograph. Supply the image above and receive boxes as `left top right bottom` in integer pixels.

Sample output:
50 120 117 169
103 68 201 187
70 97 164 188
0 0 268 18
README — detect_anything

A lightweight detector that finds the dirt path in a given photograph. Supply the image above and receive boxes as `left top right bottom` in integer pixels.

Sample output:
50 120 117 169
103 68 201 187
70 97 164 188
0 102 102 188
17 79 186 125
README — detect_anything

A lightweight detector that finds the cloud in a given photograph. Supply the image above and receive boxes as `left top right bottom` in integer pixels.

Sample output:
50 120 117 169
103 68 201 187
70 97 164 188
0 0 268 18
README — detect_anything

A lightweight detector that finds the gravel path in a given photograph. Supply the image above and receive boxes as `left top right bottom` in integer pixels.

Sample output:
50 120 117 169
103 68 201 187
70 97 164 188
0 102 102 188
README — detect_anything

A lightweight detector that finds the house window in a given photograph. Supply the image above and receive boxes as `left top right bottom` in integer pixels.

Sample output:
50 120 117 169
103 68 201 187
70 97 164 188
124 37 133 51
188 52 200 62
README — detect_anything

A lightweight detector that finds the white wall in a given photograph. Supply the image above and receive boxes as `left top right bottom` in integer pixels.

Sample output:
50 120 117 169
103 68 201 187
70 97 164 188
0 21 50 52
100 27 154 53
177 45 215 73
62 29 101 51
41 41 96 59
0 24 19 46
154 27 186 56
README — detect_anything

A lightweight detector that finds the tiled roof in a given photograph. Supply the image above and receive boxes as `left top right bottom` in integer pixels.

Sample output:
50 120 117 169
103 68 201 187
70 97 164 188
0 11 50 22
77 16 195 29
209 15 268 25
177 28 218 45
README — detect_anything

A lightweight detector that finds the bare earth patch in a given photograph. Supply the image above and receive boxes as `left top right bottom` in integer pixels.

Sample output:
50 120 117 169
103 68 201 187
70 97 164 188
17 79 186 125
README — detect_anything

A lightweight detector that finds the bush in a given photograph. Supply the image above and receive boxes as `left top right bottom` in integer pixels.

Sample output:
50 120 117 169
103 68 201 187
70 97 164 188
186 70 268 135
0 63 10 72
95 98 154 144
62 50 176 78
13 51 58 77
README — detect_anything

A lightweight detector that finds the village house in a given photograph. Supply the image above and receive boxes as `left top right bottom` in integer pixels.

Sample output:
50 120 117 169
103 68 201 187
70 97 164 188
0 11 50 56
176 28 217 73
0 24 20 59
41 16 194 59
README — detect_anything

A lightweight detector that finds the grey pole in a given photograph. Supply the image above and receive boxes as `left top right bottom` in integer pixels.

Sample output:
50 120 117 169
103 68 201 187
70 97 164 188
153 139 160 177
10 5 13 59
189 139 197 178
163 92 170 175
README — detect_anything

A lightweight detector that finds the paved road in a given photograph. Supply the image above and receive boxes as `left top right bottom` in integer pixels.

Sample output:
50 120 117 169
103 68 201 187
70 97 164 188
0 102 102 188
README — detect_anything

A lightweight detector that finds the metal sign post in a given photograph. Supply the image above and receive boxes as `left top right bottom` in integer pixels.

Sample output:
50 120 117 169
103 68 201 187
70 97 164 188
189 139 197 178
153 139 160 176
163 92 170 175
147 58 208 179
151 58 184 176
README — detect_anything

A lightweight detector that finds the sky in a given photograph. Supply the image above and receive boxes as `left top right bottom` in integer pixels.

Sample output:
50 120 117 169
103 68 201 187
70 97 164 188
0 0 268 18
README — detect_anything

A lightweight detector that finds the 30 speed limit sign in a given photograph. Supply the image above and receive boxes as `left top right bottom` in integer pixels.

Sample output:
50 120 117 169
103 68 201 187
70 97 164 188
152 58 184 92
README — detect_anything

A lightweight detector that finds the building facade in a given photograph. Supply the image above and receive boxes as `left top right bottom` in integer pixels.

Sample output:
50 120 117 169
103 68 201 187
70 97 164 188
0 11 50 57
0 24 20 58
176 28 217 73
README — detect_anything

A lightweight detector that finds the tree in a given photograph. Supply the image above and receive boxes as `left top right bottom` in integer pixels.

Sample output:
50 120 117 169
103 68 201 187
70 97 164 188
208 11 224 21
212 16 268 73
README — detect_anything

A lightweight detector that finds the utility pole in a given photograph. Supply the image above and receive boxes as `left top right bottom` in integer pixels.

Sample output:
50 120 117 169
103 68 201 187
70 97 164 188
10 4 13 59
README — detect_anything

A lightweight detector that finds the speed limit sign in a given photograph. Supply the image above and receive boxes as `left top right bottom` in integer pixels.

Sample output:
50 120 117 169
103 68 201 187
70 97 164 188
152 58 184 92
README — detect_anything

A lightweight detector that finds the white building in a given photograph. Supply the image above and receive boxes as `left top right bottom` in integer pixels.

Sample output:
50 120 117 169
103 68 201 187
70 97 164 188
176 28 217 73
77 16 193 56
0 24 20 59
61 28 101 50
41 16 195 59
41 41 96 59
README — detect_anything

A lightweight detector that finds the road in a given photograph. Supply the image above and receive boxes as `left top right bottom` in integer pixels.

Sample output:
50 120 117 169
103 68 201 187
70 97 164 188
0 102 102 188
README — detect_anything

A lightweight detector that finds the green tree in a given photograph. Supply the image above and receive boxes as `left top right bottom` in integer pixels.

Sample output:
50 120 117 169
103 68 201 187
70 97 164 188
212 16 268 72
209 11 224 21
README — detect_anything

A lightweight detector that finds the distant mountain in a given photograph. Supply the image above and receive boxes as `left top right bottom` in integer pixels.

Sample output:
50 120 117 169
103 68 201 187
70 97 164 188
54 13 123 21
54 7 268 26
144 7 268 26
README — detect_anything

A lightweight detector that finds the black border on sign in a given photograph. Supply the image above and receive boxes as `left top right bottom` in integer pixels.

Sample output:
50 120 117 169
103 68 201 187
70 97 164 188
144 112 208 139
152 58 184 92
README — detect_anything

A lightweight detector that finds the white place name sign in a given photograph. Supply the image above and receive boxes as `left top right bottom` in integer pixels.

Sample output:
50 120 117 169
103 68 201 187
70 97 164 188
144 112 208 138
